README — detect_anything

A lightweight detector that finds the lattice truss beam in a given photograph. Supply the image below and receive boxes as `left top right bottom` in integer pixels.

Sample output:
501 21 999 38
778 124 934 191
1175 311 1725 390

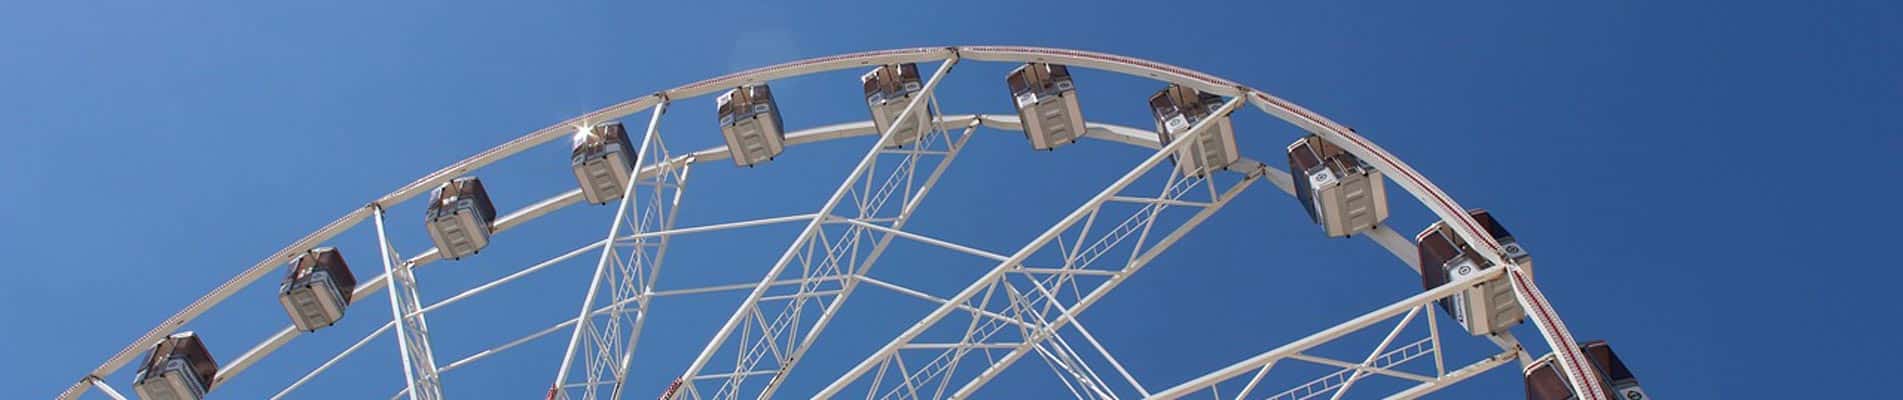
813 97 1254 400
1147 265 1523 400
672 58 976 400
551 104 692 400
374 205 445 400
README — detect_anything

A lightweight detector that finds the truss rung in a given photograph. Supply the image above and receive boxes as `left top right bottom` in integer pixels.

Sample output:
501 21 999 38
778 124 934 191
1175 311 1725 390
1106 195 1212 208
760 289 842 302
1016 267 1121 277
690 370 779 380
900 343 1022 350
877 149 952 156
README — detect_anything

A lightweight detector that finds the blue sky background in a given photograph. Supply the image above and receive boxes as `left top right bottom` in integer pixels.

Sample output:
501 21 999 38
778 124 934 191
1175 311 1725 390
2 1 1898 398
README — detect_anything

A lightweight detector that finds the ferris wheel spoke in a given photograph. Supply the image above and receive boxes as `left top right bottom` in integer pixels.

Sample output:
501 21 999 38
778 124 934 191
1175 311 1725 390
1027 340 1102 400
1001 282 1118 400
550 103 692 400
1146 267 1518 400
946 173 1255 399
86 378 132 400
818 97 1251 399
1014 267 1150 398
672 57 970 400
373 205 445 400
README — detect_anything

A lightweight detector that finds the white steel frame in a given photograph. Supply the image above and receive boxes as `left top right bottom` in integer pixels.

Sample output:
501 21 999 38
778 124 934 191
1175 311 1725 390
55 46 1609 400
670 56 967 400
1147 267 1516 400
550 102 694 400
374 205 445 400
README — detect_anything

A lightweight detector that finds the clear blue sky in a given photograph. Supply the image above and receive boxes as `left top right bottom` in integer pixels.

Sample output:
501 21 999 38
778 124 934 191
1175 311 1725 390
2 1 1897 398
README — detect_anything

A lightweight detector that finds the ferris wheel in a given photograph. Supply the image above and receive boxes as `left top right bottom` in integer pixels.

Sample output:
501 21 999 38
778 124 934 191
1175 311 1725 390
56 46 1648 400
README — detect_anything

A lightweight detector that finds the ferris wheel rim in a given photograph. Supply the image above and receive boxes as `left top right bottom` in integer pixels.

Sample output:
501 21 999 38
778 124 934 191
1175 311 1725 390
58 45 1594 400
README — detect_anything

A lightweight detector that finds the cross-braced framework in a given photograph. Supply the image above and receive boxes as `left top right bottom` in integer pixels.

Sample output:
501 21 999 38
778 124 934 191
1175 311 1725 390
1148 266 1520 400
374 205 445 400
55 46 1620 400
550 104 693 400
671 59 973 400
815 96 1250 400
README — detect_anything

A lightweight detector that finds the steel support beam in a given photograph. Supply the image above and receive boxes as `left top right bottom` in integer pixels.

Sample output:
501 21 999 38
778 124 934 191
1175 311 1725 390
948 171 1256 399
817 97 1247 399
374 206 444 400
673 56 966 400
87 378 129 400
552 103 692 400
1144 266 1508 399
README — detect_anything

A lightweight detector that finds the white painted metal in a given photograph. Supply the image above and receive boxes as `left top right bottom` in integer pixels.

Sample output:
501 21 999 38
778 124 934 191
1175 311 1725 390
89 378 131 400
551 101 691 400
1145 266 1509 399
947 159 1257 399
673 57 966 400
373 206 444 400
1327 307 1421 400
273 321 394 400
815 97 1246 399
275 213 833 400
60 46 1608 400
1384 351 1518 400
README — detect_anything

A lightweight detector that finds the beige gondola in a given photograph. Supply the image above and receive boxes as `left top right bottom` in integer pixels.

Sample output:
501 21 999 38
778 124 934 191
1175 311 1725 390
1148 84 1239 177
1418 209 1533 336
1525 340 1648 400
1007 63 1087 151
278 247 357 332
572 121 639 204
425 177 498 260
132 332 217 400
1288 134 1389 237
717 85 787 167
862 63 930 148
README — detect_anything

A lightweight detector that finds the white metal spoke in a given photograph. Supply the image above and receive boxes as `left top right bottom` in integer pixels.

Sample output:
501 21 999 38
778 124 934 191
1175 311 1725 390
1024 274 1150 397
552 103 691 400
948 172 1252 399
674 57 969 400
820 96 1249 400
1325 306 1421 400
87 378 130 400
275 211 820 399
273 321 395 400
374 206 444 400
1145 266 1514 400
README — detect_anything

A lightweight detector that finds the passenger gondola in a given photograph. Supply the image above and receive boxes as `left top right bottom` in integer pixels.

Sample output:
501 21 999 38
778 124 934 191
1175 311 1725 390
862 63 930 148
131 332 217 400
1418 209 1533 336
717 85 787 167
1007 63 1087 151
572 121 640 204
425 176 498 260
1525 340 1648 400
278 247 357 332
1148 84 1239 177
1287 134 1389 237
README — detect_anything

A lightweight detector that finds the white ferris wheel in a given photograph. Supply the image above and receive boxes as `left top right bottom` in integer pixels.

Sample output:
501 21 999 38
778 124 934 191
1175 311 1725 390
57 46 1647 400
